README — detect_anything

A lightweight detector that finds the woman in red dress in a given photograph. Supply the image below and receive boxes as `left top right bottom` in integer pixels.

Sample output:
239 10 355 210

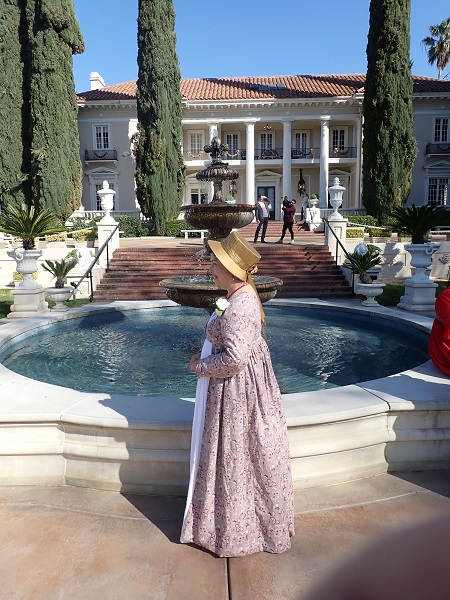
428 287 450 376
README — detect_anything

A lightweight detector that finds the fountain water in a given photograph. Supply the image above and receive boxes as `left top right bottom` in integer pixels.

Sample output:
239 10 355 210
160 136 283 308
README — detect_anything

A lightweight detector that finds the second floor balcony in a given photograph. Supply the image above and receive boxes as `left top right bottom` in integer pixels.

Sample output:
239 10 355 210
85 149 118 163
425 142 450 156
183 147 357 162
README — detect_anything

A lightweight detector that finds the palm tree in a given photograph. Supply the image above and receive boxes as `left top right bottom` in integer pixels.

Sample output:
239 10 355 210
422 18 450 79
0 204 63 249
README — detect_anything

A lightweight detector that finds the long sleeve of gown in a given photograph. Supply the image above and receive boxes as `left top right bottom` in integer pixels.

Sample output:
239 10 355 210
195 297 260 379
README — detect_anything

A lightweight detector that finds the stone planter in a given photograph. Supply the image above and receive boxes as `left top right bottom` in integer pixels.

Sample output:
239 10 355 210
45 287 73 311
356 282 386 306
7 248 42 289
397 242 440 312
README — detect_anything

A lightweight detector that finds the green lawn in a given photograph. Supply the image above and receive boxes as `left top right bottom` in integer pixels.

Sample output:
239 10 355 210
0 288 90 318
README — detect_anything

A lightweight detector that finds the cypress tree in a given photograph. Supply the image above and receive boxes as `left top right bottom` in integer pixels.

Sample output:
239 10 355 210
0 0 84 219
28 0 84 218
0 0 28 207
362 0 417 222
135 0 186 235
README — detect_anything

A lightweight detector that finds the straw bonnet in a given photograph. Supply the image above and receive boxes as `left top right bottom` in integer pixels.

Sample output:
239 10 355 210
208 231 261 281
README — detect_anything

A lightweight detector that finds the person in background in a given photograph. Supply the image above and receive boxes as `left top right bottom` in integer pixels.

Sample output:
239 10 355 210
276 198 296 244
181 231 294 557
300 191 309 221
254 194 271 243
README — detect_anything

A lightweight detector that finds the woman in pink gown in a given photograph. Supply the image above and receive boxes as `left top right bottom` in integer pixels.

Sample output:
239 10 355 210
181 231 294 557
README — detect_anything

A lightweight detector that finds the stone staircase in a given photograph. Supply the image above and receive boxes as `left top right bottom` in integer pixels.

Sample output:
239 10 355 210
94 231 352 302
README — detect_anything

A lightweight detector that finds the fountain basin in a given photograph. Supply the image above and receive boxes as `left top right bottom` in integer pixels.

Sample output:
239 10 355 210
159 275 283 308
0 299 449 495
180 203 256 239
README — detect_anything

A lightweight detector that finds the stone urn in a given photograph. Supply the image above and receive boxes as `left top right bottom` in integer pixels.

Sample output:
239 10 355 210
45 287 74 311
7 248 43 289
404 242 440 282
356 281 386 307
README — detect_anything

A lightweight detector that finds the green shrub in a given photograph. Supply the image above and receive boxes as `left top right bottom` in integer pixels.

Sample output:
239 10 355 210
45 232 67 242
71 228 95 241
164 220 203 237
67 216 91 231
346 215 378 227
13 271 38 282
115 214 148 237
367 227 393 238
346 227 365 238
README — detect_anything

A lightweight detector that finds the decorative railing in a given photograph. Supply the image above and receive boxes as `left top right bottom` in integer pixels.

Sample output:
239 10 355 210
69 223 120 302
84 149 118 161
322 217 356 294
183 147 358 161
329 147 357 159
425 142 450 155
66 209 144 225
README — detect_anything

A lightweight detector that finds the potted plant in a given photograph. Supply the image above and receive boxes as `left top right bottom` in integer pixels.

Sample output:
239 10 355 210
343 243 383 283
390 203 450 311
391 203 450 244
42 258 77 311
0 204 64 289
343 243 385 306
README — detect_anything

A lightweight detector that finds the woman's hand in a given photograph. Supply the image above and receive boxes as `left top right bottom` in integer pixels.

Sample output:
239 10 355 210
189 352 201 373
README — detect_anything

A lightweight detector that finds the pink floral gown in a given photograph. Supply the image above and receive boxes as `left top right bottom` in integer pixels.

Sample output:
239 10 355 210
181 291 295 557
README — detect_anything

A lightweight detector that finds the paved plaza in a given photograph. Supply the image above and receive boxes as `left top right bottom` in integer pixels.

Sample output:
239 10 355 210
0 471 449 599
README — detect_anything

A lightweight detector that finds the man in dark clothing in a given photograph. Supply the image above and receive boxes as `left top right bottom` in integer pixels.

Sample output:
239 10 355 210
276 199 296 244
254 194 271 243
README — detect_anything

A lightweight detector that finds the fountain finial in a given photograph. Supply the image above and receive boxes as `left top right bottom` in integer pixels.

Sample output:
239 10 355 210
204 136 229 162
196 136 239 204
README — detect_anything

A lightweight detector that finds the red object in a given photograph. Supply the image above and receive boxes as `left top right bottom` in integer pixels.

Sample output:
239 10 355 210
428 287 450 376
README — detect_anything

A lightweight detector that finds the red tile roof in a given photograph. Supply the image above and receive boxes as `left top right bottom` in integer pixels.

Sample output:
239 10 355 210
76 74 450 103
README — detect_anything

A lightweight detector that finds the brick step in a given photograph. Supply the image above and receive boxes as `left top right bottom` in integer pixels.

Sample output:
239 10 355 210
94 244 352 301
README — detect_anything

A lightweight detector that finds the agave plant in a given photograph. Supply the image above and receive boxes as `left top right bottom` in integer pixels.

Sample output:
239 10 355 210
42 258 77 288
343 244 383 283
390 204 450 244
0 204 63 249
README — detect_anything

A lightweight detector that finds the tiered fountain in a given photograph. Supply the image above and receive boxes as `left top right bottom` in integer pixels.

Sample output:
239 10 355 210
159 136 283 308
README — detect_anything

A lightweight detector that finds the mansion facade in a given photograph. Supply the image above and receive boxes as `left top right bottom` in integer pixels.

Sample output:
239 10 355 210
76 72 450 221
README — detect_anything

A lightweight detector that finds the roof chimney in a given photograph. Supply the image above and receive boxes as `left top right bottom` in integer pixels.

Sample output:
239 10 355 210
89 72 106 91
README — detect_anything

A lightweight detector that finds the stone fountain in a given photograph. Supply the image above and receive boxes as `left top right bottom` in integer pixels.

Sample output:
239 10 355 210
180 136 255 239
160 136 283 308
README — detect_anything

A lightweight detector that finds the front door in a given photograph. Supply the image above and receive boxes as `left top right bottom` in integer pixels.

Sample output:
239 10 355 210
257 186 275 220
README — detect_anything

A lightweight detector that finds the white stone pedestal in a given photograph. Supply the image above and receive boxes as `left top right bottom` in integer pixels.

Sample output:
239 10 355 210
397 279 438 312
324 217 348 264
397 242 440 312
7 287 48 319
97 216 119 268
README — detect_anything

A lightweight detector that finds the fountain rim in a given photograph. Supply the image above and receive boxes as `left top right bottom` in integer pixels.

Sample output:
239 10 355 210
159 275 283 292
0 299 434 404
0 299 443 493
180 203 257 212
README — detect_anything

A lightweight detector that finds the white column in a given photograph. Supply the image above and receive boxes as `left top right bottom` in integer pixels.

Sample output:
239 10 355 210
320 117 330 208
282 120 292 200
245 122 255 205
355 115 363 208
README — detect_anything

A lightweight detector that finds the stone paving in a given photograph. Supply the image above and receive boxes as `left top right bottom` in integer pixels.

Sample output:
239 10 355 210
0 471 449 599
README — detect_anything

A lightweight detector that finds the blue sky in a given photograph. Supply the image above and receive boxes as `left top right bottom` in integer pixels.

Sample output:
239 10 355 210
72 0 449 92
